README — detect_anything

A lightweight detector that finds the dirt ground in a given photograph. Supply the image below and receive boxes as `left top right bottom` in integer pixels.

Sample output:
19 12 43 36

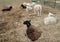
0 5 60 42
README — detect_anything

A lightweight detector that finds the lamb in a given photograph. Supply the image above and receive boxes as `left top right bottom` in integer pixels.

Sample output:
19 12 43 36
21 2 42 16
23 20 42 42
21 2 28 9
23 2 42 16
21 2 36 12
44 12 57 25
21 3 32 11
34 4 42 16
2 6 12 12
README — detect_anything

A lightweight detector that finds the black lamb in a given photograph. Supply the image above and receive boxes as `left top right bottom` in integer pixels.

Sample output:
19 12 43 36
2 6 12 11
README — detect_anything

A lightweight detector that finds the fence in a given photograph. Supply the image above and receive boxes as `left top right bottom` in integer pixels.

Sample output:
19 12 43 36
31 0 60 10
43 0 60 10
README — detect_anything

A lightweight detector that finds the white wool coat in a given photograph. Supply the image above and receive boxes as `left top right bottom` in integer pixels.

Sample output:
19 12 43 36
44 16 57 25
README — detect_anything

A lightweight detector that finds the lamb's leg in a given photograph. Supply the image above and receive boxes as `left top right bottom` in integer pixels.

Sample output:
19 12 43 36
40 6 42 16
37 12 39 16
37 9 40 16
34 9 36 15
40 8 42 16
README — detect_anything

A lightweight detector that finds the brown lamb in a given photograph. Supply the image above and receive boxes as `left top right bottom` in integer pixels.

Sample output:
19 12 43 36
23 20 42 42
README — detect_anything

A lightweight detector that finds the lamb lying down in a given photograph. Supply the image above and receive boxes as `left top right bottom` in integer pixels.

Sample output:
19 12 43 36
44 12 57 25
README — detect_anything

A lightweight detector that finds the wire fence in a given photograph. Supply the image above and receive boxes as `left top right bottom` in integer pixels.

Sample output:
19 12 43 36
43 0 60 10
31 0 60 10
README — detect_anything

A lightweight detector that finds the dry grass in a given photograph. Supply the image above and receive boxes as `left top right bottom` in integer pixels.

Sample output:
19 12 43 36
0 5 60 42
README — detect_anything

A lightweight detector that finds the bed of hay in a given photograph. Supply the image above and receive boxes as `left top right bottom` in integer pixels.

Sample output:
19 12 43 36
0 5 60 42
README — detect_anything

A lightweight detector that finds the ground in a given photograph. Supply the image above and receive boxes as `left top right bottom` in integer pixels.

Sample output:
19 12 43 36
0 5 60 42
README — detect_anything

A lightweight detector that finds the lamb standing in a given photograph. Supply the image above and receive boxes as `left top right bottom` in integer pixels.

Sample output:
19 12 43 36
23 20 42 42
34 4 42 16
44 12 57 25
21 2 32 11
25 2 42 16
21 2 42 16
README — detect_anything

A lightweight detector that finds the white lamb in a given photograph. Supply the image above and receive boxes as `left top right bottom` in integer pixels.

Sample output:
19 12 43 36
26 6 32 11
44 12 57 25
24 3 42 16
34 4 42 16
22 2 33 12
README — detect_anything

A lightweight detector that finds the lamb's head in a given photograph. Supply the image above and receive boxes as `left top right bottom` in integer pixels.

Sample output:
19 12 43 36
10 6 12 9
23 20 31 27
48 12 55 17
